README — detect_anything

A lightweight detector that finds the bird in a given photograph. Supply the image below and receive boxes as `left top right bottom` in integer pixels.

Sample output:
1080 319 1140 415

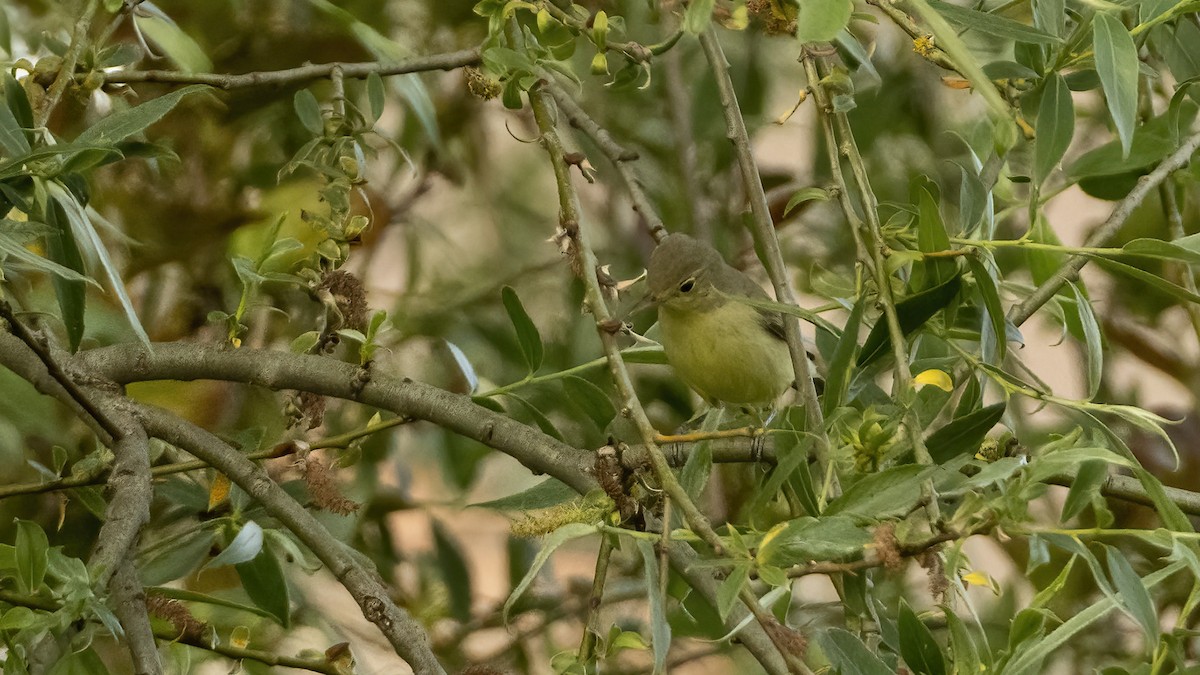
642 232 813 408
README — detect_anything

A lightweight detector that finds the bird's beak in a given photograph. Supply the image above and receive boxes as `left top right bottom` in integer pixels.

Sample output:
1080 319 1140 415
621 290 659 321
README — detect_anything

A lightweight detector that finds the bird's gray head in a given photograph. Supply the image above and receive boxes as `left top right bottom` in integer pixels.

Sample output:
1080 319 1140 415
645 233 726 312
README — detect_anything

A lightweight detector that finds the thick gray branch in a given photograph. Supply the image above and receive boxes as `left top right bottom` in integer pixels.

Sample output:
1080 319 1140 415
76 342 597 494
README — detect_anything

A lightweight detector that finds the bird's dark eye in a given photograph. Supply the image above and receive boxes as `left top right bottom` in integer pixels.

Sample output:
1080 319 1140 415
679 278 695 293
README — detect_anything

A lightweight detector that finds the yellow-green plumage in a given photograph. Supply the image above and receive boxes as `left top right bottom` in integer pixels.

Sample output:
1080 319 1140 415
645 233 796 407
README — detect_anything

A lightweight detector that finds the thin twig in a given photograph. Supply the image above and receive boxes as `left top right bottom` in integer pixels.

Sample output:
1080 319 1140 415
98 48 482 89
540 74 667 241
36 0 101 127
1161 179 1200 346
577 535 614 664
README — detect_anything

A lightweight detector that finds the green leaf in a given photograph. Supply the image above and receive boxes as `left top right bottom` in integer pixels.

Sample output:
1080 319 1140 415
0 85 29 158
505 394 564 442
367 72 385 121
293 89 324 136
14 520 48 594
470 478 578 510
1124 236 1200 265
717 563 751 622
927 0 1059 44
898 598 947 675
821 294 866 417
1061 460 1107 522
926 402 1006 463
234 544 291 627
504 522 597 622
1089 255 1200 305
433 520 473 623
756 515 872 566
943 609 985 672
134 13 213 73
48 182 151 348
967 255 1007 363
818 628 895 675
1005 561 1185 674
683 0 716 33
914 179 955 290
635 539 671 674
857 274 962 366
140 528 215 586
562 376 616 430
1093 13 1139 158
1104 545 1160 641
1070 282 1103 400
501 285 544 373
44 198 87 352
783 187 830 216
825 465 936 520
75 84 209 147
205 521 264 569
796 0 854 43
145 586 278 620
1034 73 1074 184
0 227 94 283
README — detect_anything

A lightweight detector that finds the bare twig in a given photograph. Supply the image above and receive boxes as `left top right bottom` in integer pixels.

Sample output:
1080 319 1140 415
540 74 667 241
98 48 482 89
36 0 101 127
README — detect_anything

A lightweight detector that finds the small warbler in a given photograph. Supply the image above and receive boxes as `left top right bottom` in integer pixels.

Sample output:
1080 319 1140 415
642 233 814 408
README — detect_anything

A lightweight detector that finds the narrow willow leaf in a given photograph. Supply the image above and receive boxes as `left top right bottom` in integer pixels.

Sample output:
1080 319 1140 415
927 0 1058 44
43 198 87 352
1061 459 1107 522
967 255 1007 363
1070 282 1103 399
784 186 830 216
819 628 895 675
1089 256 1200 305
505 394 565 442
822 295 866 417
504 522 597 622
205 521 264 569
501 285 544 373
293 89 324 136
825 465 935 520
14 520 48 595
469 478 576 511
756 515 872 566
367 71 386 121
1034 73 1074 184
1093 13 1140 158
146 586 277 620
0 87 28 157
898 598 948 675
433 521 472 623
75 84 208 146
134 13 213 73
943 609 983 674
1127 236 1200 264
1103 545 1160 641
562 376 616 430
796 0 853 43
0 228 94 283
717 563 751 622
636 539 671 674
858 274 962 367
48 182 151 348
926 402 1006 463
915 179 955 289
234 546 290 627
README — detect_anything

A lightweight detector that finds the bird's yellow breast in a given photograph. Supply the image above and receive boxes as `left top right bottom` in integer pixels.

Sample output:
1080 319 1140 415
658 302 792 406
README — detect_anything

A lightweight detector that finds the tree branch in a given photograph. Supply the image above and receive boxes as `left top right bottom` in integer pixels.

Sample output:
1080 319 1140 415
36 0 100 127
98 48 482 89
131 402 446 674
74 342 598 494
1008 131 1200 326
